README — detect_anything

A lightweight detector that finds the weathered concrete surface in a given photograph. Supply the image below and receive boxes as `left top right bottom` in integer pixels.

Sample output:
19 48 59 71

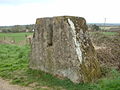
30 16 101 83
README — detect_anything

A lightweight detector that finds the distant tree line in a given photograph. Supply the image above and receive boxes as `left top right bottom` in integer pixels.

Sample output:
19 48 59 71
0 24 101 33
0 24 35 33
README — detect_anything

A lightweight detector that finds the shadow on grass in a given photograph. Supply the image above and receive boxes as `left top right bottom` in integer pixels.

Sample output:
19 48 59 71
12 68 97 90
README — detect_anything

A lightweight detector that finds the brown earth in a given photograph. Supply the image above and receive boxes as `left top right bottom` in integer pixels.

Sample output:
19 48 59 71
90 32 120 68
0 40 11 44
0 78 32 90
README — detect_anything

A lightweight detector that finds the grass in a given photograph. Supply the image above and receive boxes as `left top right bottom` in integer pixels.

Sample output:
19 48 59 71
0 44 120 90
101 32 118 36
90 31 118 36
0 33 33 42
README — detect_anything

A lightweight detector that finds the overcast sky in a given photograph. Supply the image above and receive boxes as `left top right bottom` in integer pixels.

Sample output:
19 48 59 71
0 0 120 26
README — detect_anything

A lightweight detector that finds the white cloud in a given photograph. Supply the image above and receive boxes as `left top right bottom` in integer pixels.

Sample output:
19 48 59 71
0 0 120 26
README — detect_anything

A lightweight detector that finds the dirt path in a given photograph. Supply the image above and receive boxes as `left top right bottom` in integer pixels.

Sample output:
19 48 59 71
0 78 32 90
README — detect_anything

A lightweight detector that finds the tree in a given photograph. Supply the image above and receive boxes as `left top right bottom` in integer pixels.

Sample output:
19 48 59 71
12 25 23 32
91 24 100 31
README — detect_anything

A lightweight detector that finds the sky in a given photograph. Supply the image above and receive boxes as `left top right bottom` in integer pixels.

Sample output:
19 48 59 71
0 0 120 26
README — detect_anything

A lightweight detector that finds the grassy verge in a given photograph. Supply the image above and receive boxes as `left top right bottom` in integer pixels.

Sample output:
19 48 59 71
0 44 120 90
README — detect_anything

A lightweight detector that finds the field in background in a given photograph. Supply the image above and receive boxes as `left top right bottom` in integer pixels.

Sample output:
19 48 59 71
0 32 117 41
90 31 118 36
0 33 33 42
100 26 120 31
0 33 33 45
101 32 118 35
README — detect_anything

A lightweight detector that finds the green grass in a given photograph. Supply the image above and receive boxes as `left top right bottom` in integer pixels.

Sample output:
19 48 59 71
0 44 120 90
0 33 33 42
90 32 118 36
101 32 118 36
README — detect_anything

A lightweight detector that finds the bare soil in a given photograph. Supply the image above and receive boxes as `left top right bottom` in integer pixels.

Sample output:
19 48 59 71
0 78 32 90
90 32 120 68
